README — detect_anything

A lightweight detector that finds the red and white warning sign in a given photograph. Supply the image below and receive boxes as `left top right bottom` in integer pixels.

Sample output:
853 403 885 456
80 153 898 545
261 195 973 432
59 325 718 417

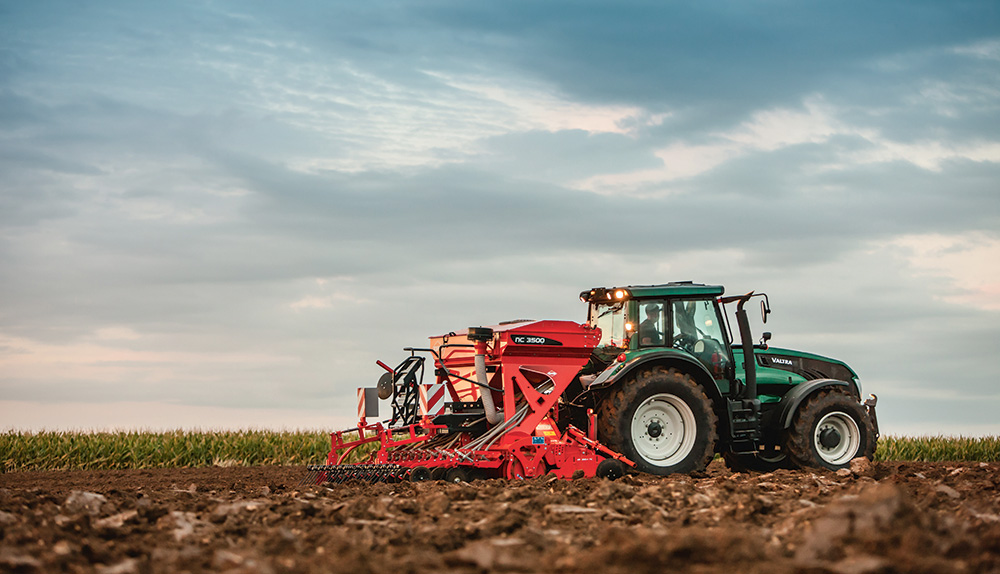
357 387 379 420
419 384 448 416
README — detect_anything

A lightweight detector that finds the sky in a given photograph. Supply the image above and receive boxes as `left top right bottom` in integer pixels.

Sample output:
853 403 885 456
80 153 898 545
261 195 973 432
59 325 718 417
1 1 998 436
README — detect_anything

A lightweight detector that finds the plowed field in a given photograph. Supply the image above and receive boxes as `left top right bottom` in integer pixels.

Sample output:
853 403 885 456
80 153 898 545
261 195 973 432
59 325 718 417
1 460 998 573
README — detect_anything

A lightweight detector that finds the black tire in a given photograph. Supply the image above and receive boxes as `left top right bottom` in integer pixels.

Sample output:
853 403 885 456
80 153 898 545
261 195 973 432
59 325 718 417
785 390 876 470
597 366 718 475
409 466 431 482
445 467 470 483
722 449 796 473
596 458 625 480
430 467 447 481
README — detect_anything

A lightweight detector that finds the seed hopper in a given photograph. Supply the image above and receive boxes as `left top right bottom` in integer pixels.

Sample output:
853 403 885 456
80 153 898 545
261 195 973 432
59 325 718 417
305 320 633 483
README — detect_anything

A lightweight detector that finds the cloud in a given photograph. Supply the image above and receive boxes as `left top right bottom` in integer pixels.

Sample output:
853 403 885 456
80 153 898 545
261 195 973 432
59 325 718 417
883 232 1000 310
94 326 142 341
952 38 1000 61
421 1 1000 111
578 92 1000 193
0 400 351 432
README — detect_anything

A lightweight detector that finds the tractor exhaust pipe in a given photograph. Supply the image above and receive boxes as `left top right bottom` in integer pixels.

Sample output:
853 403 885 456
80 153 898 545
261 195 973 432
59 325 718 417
468 327 503 425
735 294 757 401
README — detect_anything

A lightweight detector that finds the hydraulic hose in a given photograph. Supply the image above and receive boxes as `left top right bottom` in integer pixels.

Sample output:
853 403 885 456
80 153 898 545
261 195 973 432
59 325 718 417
475 351 504 425
463 379 554 451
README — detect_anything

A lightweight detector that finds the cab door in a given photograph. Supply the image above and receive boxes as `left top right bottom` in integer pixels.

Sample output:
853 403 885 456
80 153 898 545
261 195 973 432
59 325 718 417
669 298 733 382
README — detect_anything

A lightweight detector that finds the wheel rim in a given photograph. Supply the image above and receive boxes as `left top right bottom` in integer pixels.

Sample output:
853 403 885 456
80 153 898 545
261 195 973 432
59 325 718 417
813 412 861 466
630 393 697 466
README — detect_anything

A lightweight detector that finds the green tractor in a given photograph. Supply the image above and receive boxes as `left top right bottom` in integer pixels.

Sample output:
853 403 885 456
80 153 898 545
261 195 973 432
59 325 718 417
571 282 878 474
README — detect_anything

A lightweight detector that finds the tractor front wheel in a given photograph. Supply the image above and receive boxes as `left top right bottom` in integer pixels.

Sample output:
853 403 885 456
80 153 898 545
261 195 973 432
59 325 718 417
785 390 876 470
598 367 718 475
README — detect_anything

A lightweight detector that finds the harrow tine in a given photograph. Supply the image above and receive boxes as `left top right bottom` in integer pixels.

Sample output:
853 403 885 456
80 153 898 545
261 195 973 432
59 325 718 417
300 466 327 487
305 462 429 485
299 470 313 487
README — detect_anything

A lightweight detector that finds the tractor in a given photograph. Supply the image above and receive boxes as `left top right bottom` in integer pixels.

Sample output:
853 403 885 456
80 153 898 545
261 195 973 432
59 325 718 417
306 282 878 483
575 282 878 474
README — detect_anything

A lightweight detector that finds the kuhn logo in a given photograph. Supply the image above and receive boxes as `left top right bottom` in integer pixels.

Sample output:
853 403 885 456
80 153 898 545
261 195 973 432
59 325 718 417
771 357 794 366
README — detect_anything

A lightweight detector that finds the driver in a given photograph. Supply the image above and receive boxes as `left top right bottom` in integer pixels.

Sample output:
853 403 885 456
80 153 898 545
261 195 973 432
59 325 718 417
639 304 663 345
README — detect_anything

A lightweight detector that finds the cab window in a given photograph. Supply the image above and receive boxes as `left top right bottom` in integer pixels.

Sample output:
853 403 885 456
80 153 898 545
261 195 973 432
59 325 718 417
637 300 667 347
590 302 626 347
672 298 731 379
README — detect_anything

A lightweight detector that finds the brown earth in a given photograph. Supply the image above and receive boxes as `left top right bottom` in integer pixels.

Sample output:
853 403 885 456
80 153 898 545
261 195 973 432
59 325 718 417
1 460 998 574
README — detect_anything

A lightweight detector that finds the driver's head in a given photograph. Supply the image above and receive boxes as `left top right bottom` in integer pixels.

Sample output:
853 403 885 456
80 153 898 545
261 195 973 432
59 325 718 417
645 304 660 318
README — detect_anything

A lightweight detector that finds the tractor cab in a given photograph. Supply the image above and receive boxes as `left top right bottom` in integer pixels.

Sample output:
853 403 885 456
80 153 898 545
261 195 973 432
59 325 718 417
581 282 767 459
582 282 735 382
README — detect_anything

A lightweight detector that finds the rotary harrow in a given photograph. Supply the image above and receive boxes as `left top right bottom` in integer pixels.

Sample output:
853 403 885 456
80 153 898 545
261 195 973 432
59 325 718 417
305 320 633 484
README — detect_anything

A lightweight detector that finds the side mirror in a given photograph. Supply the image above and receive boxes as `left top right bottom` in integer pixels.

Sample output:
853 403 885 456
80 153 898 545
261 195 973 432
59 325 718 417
760 300 771 324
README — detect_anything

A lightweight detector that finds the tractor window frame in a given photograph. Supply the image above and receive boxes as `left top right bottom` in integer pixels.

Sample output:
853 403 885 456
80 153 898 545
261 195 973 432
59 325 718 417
636 299 669 348
670 297 734 380
589 301 628 348
669 297 732 346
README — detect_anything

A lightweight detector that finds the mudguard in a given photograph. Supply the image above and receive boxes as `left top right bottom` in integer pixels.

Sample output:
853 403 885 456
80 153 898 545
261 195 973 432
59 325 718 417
587 349 728 430
777 378 860 429
590 349 716 389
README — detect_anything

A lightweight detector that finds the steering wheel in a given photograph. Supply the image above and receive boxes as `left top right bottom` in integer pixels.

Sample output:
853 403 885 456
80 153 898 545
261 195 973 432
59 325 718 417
672 333 696 351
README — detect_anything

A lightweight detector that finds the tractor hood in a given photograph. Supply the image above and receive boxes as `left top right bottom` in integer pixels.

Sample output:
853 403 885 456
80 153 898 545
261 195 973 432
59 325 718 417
739 346 858 384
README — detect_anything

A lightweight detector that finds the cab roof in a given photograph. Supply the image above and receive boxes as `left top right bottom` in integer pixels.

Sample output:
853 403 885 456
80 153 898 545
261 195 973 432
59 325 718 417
580 281 725 303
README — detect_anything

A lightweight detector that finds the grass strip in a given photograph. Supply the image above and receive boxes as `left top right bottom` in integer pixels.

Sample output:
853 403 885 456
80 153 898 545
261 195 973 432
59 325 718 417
1 430 332 472
2 431 997 472
875 435 1000 463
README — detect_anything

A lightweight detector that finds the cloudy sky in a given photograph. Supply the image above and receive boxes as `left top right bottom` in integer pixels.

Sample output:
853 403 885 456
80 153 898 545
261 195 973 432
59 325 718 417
2 1 998 436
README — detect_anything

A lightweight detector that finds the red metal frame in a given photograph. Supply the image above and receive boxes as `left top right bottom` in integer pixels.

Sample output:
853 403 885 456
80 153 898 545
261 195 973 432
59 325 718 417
323 320 635 481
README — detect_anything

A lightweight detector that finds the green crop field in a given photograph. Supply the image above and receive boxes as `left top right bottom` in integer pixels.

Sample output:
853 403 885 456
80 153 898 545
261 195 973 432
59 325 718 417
1 430 332 472
875 435 1000 463
1 431 998 472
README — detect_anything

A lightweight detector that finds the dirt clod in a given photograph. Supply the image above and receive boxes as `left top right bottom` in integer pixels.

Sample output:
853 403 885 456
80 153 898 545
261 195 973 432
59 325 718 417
64 490 108 515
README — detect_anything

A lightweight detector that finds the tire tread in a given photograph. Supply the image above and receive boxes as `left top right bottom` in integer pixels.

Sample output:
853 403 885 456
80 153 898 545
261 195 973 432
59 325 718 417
785 389 876 470
597 366 718 475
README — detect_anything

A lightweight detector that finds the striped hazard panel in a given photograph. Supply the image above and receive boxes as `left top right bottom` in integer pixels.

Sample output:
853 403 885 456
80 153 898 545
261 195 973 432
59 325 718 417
418 384 448 416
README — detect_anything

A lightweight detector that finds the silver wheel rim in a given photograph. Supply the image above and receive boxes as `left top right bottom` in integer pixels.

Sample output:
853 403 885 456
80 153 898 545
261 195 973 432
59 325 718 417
814 412 861 465
631 393 697 466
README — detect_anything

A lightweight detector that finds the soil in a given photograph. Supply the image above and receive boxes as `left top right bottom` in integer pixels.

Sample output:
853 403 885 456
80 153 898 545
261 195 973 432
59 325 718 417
1 460 998 574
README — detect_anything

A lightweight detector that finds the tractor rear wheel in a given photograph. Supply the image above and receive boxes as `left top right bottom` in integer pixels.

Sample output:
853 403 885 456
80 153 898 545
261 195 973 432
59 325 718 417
785 389 876 470
598 366 718 475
